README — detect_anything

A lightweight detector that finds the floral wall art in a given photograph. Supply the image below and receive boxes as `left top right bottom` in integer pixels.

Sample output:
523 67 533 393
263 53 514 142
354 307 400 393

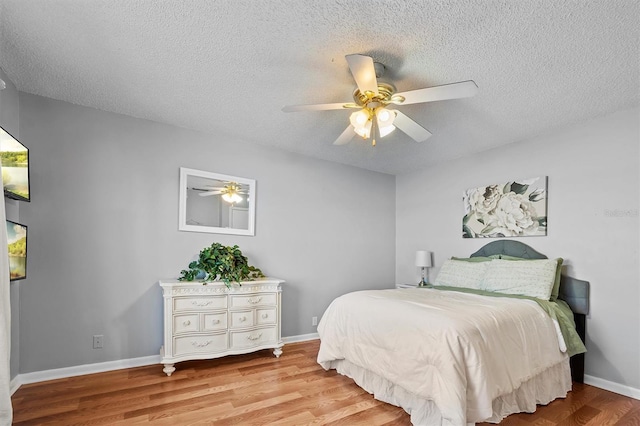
462 176 547 238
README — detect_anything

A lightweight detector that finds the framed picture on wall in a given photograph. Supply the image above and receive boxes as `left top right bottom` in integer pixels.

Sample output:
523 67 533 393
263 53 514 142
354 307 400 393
6 220 27 281
462 176 548 238
0 125 30 202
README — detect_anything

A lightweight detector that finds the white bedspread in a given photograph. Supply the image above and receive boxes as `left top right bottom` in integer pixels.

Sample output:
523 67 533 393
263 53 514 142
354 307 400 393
317 288 569 425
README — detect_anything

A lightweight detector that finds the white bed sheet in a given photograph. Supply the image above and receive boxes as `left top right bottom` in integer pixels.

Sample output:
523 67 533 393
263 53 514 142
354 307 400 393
317 288 572 425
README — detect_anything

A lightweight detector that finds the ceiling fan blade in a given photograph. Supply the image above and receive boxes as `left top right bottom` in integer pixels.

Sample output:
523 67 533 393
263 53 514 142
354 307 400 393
392 111 432 143
199 192 221 197
333 125 356 146
345 54 379 96
282 102 355 112
395 80 478 105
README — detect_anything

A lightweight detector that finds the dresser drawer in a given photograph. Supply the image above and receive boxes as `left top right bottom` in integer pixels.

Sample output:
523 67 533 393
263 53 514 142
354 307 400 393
256 308 277 325
202 313 227 331
174 333 228 356
230 310 254 329
230 327 277 349
229 293 277 308
173 314 199 333
174 296 227 312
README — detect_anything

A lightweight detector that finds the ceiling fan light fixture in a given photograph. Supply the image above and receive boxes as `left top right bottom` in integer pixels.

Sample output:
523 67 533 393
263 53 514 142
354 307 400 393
220 183 243 204
376 107 396 137
222 192 242 204
350 109 370 126
376 107 395 127
350 109 372 138
354 120 372 139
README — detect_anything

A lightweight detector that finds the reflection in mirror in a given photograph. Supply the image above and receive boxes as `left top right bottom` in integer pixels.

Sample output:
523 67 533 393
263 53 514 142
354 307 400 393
179 168 256 236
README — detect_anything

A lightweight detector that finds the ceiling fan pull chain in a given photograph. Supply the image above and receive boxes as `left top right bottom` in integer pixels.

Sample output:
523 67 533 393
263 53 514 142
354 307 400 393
371 116 377 146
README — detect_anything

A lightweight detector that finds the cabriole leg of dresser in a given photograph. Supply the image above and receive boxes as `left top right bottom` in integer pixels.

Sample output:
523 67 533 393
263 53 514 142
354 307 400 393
273 346 283 358
163 363 176 376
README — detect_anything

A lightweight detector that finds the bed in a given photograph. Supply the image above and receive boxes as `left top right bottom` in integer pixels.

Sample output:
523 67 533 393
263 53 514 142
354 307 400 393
317 240 589 426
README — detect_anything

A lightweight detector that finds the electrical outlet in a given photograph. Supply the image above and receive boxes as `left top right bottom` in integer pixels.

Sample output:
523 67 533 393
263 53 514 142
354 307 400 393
93 335 103 349
312 316 318 326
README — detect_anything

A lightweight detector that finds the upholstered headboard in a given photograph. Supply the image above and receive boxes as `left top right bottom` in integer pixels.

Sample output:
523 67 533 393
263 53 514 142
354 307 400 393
470 240 589 315
470 239 547 260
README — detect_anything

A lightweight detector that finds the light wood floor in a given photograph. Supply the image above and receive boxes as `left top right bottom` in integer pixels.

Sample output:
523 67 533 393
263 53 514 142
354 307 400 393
11 340 640 425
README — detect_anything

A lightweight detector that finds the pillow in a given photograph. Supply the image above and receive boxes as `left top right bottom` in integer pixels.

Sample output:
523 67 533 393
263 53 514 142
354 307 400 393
482 259 558 300
434 259 489 290
451 256 494 262
550 258 563 301
499 255 564 301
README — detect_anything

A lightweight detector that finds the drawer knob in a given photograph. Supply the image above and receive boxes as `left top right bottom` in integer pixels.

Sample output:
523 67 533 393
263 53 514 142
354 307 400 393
247 333 263 341
191 340 212 348
183 320 191 326
248 297 262 304
261 313 269 319
239 316 247 322
211 319 220 325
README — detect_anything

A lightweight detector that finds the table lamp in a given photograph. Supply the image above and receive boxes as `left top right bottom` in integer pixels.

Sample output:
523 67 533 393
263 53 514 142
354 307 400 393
415 250 432 287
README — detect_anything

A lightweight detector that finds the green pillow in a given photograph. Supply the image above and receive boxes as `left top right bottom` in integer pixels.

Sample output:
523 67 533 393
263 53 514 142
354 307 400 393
551 258 564 301
499 255 564 301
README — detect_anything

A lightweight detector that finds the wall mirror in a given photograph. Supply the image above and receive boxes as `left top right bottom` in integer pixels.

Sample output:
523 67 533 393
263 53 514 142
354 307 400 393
179 167 256 236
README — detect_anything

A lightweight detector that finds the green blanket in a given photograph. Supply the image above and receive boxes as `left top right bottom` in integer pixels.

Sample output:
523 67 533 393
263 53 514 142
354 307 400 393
429 285 587 357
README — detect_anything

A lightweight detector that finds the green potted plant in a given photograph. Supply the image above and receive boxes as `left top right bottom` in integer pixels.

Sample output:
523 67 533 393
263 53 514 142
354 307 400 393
178 242 264 287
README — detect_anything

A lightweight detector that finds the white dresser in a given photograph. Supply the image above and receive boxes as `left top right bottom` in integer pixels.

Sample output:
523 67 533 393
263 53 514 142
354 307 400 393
159 278 284 376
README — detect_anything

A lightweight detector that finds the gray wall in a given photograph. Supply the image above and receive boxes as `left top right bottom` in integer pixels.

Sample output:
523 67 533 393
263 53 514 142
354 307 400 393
9 88 638 394
0 67 21 380
396 108 640 390
17 93 396 373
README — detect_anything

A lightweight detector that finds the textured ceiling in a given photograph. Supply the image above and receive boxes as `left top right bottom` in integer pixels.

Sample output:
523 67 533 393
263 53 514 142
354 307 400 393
1 1 638 175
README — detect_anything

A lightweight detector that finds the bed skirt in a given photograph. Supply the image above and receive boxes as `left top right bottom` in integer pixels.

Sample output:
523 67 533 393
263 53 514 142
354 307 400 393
325 358 572 426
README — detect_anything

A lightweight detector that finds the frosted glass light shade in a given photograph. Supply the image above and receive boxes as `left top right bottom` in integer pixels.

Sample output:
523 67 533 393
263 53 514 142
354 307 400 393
350 109 369 126
415 250 432 267
376 108 396 138
222 192 242 203
350 109 372 138
376 108 395 127
378 123 396 137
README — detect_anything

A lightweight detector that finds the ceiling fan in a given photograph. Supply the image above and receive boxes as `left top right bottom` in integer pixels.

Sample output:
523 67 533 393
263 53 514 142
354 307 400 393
282 54 478 146
193 182 247 204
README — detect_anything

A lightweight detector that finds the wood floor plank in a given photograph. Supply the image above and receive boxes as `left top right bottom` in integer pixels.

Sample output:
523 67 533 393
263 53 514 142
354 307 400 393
11 340 640 425
611 404 640 426
582 390 640 425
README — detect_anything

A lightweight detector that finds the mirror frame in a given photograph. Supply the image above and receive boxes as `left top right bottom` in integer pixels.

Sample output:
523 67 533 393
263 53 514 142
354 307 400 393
178 167 256 236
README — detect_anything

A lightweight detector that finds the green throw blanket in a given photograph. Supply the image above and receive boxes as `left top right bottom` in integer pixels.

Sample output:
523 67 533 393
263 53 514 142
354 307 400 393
430 285 587 357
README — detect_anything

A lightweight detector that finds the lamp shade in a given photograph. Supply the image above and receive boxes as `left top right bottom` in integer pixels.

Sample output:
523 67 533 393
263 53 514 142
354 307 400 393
415 250 432 267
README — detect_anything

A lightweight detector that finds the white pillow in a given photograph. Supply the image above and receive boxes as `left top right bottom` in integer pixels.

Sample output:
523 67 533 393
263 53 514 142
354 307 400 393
482 259 558 300
434 259 488 290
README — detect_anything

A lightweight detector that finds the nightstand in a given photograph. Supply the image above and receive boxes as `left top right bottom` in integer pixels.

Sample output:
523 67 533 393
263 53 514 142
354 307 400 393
396 283 434 289
396 283 419 289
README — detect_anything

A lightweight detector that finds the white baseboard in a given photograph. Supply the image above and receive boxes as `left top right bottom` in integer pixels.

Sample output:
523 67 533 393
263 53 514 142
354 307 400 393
9 376 21 396
282 333 319 343
584 375 640 400
15 354 161 389
10 333 320 393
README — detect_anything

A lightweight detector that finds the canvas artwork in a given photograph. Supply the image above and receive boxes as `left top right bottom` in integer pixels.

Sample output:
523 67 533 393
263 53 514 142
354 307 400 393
6 220 27 281
463 176 547 238
0 125 30 201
